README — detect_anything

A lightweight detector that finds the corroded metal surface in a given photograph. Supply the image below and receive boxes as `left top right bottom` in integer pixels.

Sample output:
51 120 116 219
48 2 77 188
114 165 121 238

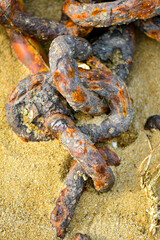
50 161 87 239
6 68 120 237
6 28 49 73
3 1 151 239
0 0 93 39
49 35 135 143
136 16 160 42
1 0 49 72
63 0 160 27
46 114 116 193
5 29 134 237
6 72 73 141
91 24 136 81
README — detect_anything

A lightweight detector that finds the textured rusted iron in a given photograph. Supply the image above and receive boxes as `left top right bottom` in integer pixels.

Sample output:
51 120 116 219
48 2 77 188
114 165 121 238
1 0 159 43
3 0 160 239
63 0 160 28
6 69 120 238
91 24 136 81
78 71 135 142
50 161 87 239
6 10 93 39
4 1 135 236
6 28 49 73
1 0 49 73
75 233 92 240
48 116 120 238
136 16 160 42
97 145 120 166
86 55 112 72
49 35 135 142
6 71 73 141
5 62 124 237
50 145 120 238
46 114 115 193
144 115 160 130
6 69 117 191
49 35 110 115
0 0 22 23
5 20 134 237
6 70 113 193
0 0 93 39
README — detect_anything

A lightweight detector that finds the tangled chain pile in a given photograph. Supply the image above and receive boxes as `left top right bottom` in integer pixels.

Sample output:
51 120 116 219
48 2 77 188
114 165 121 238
0 0 160 239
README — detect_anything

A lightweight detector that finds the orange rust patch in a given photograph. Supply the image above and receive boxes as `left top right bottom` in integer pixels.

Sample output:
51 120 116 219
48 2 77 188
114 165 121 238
102 105 109 113
59 188 70 199
83 107 91 113
6 28 49 74
74 14 86 21
83 146 88 155
94 179 105 191
119 89 125 96
95 165 106 175
66 19 77 28
54 71 71 92
123 104 127 116
81 12 88 19
118 89 128 116
102 9 107 13
21 136 29 142
66 126 78 138
148 31 160 41
54 70 61 83
8 86 17 103
1 0 7 12
54 69 61 76
72 86 86 103
68 64 75 78
65 18 92 37
92 8 106 16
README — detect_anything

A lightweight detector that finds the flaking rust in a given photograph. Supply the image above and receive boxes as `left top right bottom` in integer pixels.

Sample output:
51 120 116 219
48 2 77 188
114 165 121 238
91 24 136 81
6 33 134 238
48 113 120 238
2 1 141 239
6 67 121 238
0 0 92 40
136 16 160 42
50 161 87 239
63 0 160 28
49 35 135 143
3 2 136 237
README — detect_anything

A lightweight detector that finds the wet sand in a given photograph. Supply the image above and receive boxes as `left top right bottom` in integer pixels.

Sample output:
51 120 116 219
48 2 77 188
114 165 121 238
0 1 160 239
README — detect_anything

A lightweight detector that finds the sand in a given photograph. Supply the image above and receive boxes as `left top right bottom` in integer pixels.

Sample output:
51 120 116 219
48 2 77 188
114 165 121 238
0 1 160 239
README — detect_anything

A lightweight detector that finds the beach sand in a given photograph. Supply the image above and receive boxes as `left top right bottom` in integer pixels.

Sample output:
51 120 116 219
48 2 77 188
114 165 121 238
0 1 160 239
